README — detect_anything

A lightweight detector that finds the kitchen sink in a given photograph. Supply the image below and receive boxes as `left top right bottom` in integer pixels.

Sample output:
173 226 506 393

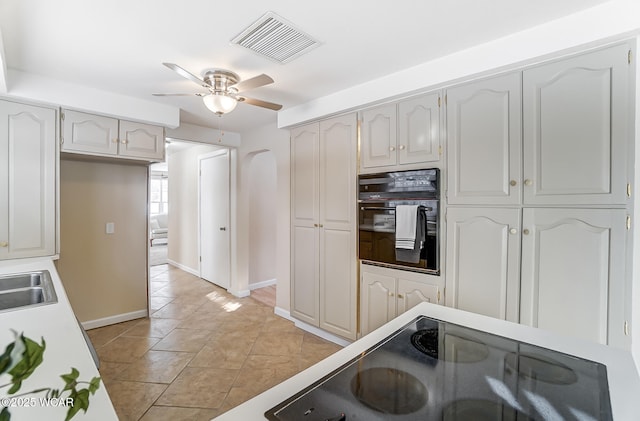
0 271 58 312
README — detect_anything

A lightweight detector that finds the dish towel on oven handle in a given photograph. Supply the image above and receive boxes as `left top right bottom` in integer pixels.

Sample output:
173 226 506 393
395 205 424 263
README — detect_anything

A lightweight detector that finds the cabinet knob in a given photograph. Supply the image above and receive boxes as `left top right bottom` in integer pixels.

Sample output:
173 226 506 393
112 138 119 143
397 293 404 299
0 241 7 247
219 227 226 231
121 139 129 145
388 292 394 297
510 180 517 187
509 228 518 235
523 229 530 235
389 146 395 151
399 145 405 150
524 179 533 186
314 223 318 227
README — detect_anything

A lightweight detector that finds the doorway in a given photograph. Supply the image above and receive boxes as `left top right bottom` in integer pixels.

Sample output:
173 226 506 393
199 149 231 289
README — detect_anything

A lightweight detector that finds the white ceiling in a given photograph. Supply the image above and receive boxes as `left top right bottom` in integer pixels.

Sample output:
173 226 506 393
0 0 611 134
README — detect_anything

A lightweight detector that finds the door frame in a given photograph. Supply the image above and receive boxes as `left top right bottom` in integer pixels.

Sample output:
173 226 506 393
198 148 231 289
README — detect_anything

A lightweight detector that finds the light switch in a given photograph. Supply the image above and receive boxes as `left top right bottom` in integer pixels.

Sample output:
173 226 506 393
106 222 115 234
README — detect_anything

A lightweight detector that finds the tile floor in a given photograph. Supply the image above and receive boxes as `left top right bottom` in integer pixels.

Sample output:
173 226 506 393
88 264 343 420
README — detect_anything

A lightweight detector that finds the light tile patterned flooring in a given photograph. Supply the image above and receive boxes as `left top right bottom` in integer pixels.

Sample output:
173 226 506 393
88 264 342 420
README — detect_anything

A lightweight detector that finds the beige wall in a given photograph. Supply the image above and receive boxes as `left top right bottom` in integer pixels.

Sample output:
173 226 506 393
167 142 222 272
56 159 148 323
237 122 290 310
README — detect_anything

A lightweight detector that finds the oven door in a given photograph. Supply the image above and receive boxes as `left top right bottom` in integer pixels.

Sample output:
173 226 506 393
358 203 437 273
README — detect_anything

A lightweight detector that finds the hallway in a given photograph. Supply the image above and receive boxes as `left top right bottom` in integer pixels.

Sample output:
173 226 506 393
88 264 342 420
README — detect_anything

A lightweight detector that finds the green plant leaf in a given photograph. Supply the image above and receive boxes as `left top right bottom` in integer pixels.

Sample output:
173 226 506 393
0 406 10 421
88 377 101 394
7 335 46 395
65 388 90 421
0 342 15 375
61 367 80 391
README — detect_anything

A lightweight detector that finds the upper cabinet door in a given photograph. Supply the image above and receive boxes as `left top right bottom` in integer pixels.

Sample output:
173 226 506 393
62 110 118 155
291 124 320 228
119 120 165 161
398 93 440 165
0 101 57 259
446 73 522 205
360 104 397 169
523 44 630 205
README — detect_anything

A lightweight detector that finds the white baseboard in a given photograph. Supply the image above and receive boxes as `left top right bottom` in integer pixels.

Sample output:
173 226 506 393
81 309 148 330
167 259 199 277
249 278 276 290
230 289 250 298
273 308 352 347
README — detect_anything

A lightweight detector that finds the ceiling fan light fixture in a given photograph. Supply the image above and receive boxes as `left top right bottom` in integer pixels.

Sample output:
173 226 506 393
203 94 238 115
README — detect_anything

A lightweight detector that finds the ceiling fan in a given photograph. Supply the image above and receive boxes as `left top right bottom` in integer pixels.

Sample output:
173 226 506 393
154 63 282 115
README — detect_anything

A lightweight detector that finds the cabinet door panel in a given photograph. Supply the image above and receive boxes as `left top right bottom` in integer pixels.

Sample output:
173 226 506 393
291 225 319 326
119 121 164 160
520 208 626 346
62 110 118 155
320 228 356 339
445 207 521 322
291 124 319 227
398 278 439 313
361 104 397 168
360 272 396 336
398 93 440 164
523 44 629 205
0 101 56 259
320 114 357 231
447 73 521 205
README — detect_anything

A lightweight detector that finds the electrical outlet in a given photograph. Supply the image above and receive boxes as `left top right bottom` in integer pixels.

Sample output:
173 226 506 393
106 222 115 234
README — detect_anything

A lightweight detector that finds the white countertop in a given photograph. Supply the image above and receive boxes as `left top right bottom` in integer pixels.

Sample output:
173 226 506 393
0 258 117 420
215 302 640 421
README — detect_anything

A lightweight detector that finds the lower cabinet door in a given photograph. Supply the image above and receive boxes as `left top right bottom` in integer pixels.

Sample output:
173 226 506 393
445 207 521 322
360 272 396 336
397 278 439 314
520 208 627 346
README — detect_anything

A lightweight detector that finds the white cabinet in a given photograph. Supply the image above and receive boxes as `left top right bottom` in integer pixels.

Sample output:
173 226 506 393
520 208 627 346
360 92 441 171
445 207 521 322
361 267 440 336
0 100 57 259
522 44 630 205
290 114 358 340
446 72 522 205
61 109 165 161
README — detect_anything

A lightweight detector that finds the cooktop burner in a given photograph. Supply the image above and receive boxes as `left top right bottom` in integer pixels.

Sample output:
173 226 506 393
411 328 490 363
504 352 578 385
442 399 534 421
350 367 427 414
265 316 612 421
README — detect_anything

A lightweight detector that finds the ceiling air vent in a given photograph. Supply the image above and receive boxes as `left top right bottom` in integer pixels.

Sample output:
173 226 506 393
231 12 320 64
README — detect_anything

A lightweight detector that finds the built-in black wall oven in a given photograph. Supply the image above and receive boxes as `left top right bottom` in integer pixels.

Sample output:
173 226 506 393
358 168 439 274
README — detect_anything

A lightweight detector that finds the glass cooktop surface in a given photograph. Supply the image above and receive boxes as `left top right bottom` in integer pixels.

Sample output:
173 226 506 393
265 316 612 421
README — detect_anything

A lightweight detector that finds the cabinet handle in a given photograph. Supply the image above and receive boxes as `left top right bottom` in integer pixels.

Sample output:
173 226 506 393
524 179 533 186
121 139 129 145
313 223 318 227
388 292 394 297
399 145 405 150
319 224 324 228
389 146 395 151
509 228 518 235
0 241 7 247
112 138 119 143
510 180 517 187
397 293 404 299
523 229 530 235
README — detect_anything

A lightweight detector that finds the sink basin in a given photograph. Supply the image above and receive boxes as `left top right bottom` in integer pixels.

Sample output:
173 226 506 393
0 270 57 312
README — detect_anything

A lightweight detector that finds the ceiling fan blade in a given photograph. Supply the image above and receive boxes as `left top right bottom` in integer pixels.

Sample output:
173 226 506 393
152 93 206 96
231 74 274 92
238 96 283 111
163 63 212 89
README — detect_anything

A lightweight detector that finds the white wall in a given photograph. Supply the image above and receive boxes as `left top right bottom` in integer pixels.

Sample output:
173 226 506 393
236 122 291 310
248 151 277 286
167 142 223 272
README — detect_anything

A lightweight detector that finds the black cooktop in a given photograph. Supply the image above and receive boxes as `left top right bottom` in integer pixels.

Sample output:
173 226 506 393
265 316 612 420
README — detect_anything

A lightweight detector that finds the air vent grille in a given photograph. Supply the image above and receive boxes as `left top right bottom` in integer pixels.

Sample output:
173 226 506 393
231 12 320 64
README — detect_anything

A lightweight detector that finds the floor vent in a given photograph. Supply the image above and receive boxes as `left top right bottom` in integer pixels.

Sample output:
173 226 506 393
231 12 320 64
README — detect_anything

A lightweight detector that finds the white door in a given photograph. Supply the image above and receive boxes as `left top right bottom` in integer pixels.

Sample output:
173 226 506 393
445 207 521 322
61 109 119 155
397 278 439 313
360 104 397 169
520 208 627 346
199 150 230 289
360 272 396 336
119 120 165 161
398 92 441 164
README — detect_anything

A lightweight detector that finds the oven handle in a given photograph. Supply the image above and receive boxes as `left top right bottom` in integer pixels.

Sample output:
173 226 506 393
360 206 432 211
